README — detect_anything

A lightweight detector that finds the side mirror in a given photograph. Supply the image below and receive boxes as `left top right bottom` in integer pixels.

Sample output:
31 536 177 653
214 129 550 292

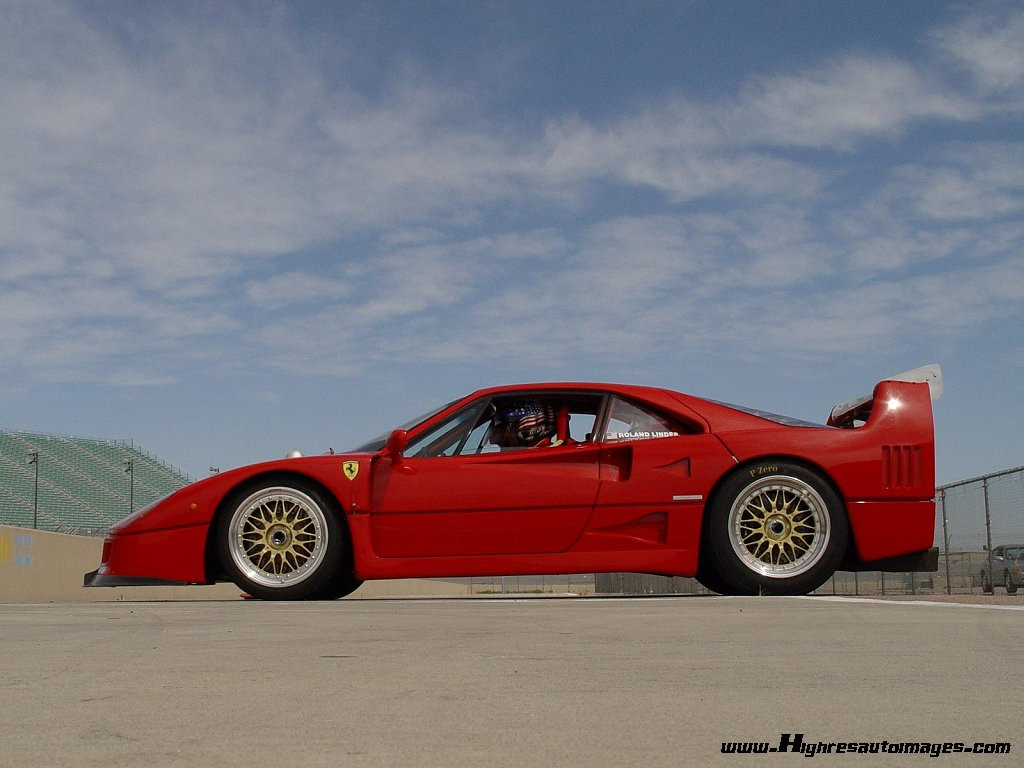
385 429 413 474
386 429 408 458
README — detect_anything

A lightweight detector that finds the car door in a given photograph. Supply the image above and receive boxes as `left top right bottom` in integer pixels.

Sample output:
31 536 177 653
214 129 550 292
368 395 603 558
592 396 735 550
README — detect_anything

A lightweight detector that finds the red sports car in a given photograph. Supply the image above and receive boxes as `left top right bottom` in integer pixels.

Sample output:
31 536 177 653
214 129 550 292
86 366 942 598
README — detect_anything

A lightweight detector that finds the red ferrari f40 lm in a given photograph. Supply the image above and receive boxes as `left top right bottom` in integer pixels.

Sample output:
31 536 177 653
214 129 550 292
86 365 942 598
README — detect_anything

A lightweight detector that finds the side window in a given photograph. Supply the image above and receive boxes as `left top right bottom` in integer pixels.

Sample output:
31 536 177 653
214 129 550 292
600 397 687 443
462 395 602 453
404 403 486 457
407 394 605 456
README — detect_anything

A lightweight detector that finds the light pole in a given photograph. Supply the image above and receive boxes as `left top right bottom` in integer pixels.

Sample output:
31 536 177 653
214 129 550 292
124 459 134 514
27 450 39 529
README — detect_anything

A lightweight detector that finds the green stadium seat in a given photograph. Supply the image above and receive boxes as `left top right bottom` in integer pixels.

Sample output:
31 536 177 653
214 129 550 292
0 430 191 536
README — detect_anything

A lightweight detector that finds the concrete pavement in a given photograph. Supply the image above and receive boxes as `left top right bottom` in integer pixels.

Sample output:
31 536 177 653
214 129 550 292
2 596 1020 767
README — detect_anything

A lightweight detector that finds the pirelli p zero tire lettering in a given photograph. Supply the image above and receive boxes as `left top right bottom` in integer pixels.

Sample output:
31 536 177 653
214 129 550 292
707 462 848 596
216 478 360 600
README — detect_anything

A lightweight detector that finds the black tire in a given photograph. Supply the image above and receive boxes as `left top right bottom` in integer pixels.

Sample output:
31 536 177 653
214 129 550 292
311 574 364 600
706 462 848 596
694 565 733 595
1005 571 1017 596
696 517 735 595
216 478 354 600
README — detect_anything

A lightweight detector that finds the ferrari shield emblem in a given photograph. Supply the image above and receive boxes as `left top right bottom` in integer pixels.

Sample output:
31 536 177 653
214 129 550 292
342 461 359 481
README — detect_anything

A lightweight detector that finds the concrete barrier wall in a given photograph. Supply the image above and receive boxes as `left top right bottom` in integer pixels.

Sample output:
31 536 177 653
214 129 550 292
0 525 467 603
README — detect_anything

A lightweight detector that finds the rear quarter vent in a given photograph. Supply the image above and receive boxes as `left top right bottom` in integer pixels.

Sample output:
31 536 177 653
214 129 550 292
882 444 923 489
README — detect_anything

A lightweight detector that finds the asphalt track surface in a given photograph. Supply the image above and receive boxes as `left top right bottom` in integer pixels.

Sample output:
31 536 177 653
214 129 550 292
3 595 1021 768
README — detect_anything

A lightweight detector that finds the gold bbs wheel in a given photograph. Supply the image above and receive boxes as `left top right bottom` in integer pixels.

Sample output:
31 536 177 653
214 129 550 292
707 463 847 595
227 486 329 589
728 476 829 578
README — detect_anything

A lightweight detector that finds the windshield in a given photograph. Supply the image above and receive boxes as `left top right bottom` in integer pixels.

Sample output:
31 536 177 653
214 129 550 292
351 397 462 452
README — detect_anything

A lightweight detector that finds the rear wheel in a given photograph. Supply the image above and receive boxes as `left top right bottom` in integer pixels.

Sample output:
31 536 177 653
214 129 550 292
217 479 356 600
697 523 734 595
707 463 847 596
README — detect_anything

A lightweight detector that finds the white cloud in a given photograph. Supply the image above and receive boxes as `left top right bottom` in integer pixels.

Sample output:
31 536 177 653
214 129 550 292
245 272 352 308
933 5 1024 94
534 108 825 202
885 143 1024 222
0 0 1021 392
738 55 976 148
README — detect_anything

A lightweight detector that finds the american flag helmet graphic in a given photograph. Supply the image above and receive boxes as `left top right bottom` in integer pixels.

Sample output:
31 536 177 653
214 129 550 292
490 401 556 447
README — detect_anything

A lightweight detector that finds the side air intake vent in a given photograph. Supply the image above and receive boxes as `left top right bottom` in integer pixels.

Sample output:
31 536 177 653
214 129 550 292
882 444 923 489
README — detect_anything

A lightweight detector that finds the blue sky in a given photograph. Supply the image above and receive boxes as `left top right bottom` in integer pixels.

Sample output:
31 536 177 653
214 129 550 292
0 0 1021 484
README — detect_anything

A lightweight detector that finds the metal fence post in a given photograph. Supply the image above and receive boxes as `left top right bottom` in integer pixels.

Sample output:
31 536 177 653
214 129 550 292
940 489 952 595
983 477 993 590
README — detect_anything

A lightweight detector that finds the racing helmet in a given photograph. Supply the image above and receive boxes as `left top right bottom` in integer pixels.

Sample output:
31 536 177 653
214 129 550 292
489 402 556 448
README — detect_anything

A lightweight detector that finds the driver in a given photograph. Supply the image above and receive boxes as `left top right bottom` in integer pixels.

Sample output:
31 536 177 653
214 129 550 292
487 402 558 449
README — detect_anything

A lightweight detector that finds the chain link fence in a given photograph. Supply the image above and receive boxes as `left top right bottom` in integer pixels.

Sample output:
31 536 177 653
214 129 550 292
934 465 1024 595
803 464 1023 597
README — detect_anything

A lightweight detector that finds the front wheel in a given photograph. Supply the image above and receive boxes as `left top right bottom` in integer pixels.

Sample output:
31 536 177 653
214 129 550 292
706 463 847 596
216 479 356 600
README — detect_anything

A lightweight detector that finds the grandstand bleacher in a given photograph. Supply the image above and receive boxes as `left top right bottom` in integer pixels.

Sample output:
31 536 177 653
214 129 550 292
0 430 192 536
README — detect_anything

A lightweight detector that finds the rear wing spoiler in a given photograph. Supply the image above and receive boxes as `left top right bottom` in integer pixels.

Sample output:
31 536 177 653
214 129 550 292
828 364 943 428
